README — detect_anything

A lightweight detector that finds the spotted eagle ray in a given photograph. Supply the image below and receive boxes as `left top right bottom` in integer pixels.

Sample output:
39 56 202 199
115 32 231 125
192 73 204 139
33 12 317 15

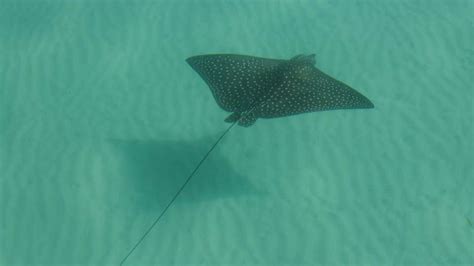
120 54 374 265
187 53 373 126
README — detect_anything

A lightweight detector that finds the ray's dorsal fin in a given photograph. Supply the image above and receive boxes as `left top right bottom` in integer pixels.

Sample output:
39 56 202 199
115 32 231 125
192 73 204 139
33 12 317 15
237 111 257 127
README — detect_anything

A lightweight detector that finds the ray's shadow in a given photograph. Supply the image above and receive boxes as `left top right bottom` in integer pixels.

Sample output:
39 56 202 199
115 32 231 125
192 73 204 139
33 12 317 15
110 136 260 211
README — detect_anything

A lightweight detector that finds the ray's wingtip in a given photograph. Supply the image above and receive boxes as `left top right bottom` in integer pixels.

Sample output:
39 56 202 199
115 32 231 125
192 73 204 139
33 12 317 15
368 101 375 109
185 56 199 68
361 95 375 109
185 55 199 62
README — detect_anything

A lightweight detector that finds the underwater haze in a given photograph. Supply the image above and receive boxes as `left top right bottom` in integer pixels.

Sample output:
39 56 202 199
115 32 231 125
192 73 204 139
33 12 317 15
1 0 473 265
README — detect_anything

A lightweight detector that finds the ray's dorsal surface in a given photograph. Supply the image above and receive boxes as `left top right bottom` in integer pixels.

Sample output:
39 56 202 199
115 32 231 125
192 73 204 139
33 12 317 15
119 54 374 265
187 53 374 126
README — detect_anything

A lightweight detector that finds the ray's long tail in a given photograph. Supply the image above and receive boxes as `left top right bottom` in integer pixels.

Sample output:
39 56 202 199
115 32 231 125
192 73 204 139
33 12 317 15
119 120 239 265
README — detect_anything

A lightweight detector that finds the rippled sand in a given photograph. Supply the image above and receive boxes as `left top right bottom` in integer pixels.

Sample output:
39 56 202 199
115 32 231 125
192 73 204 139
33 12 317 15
1 0 472 265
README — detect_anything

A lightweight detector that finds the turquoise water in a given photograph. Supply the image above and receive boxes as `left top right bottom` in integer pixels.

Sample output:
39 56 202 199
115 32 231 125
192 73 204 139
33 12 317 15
1 0 473 265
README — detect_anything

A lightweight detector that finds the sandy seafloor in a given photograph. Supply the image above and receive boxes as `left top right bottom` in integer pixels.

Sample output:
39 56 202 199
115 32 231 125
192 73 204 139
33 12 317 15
1 0 473 265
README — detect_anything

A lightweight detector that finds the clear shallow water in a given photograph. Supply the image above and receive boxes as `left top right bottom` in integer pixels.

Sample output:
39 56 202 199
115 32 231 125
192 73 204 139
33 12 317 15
1 0 473 265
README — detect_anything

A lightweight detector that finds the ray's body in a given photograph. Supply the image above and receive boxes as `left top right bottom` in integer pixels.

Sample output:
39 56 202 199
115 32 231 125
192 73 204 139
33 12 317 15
186 54 373 126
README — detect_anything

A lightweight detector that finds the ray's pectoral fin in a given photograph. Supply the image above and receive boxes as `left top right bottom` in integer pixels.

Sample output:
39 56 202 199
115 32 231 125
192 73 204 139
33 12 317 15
224 112 241 123
238 111 257 127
